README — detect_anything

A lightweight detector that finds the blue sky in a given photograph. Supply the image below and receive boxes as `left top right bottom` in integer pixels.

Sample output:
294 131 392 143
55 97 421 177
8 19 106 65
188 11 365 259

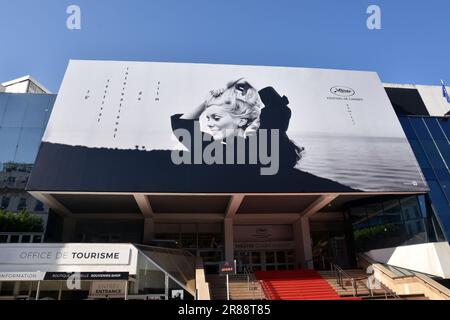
0 0 449 93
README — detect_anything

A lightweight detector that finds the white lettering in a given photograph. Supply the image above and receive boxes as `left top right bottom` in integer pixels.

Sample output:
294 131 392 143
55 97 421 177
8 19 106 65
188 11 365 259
66 5 81 30
367 5 382 30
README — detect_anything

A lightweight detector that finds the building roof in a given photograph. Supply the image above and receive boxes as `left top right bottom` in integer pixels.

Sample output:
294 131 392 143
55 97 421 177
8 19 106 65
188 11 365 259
1 75 51 94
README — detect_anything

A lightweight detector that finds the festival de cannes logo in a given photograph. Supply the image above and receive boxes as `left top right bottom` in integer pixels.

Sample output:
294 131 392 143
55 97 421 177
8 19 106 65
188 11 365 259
330 86 356 97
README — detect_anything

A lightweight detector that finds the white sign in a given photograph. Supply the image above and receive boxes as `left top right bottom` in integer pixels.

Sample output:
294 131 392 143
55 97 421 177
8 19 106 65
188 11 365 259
0 271 45 281
90 281 126 297
0 247 131 265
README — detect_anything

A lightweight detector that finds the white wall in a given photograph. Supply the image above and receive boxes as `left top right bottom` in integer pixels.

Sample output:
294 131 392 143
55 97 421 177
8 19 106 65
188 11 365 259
365 242 450 278
416 85 450 116
4 81 29 93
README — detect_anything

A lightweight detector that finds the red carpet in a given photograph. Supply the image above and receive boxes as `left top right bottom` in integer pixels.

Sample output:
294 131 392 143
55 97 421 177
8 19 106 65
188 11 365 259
255 269 361 300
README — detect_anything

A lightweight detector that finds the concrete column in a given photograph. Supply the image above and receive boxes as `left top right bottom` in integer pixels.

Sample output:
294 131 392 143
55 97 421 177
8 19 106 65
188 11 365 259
301 217 313 269
143 218 155 244
224 218 234 262
293 220 304 268
62 217 76 242
13 282 21 297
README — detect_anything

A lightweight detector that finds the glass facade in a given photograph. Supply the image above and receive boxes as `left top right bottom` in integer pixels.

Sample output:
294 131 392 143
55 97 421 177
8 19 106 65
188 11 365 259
0 93 56 236
154 223 224 273
347 195 435 252
399 116 450 241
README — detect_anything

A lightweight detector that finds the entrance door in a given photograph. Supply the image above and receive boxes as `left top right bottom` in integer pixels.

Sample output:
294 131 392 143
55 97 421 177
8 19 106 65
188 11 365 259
236 250 295 272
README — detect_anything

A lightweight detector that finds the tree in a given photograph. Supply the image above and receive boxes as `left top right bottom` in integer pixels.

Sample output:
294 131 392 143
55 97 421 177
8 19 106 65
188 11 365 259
0 209 44 232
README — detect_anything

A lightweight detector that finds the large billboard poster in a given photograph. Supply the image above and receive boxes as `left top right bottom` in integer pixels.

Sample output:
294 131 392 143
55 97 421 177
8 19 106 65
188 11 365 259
28 60 428 193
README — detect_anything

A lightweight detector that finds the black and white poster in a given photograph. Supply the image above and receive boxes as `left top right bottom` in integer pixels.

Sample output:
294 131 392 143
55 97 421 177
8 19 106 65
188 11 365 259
28 60 428 193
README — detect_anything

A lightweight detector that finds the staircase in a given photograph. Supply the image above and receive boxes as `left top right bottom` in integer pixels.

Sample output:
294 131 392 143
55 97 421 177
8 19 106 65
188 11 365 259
319 269 385 298
206 274 265 300
319 269 428 300
255 269 361 300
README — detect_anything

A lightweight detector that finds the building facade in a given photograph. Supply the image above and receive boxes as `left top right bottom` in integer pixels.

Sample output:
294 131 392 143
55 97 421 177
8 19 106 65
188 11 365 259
0 88 56 243
1 61 449 300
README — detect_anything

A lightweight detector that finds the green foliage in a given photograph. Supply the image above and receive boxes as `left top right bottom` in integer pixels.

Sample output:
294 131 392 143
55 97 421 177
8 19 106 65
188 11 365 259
0 209 44 232
354 223 404 252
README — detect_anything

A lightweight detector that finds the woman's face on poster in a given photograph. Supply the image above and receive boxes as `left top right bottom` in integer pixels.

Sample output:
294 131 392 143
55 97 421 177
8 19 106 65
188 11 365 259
202 105 247 140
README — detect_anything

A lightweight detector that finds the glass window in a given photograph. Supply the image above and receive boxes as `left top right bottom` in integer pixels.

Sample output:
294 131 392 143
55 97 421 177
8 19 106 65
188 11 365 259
400 197 422 220
1 196 10 209
438 117 450 138
276 251 286 264
265 251 275 264
0 95 8 126
2 95 28 128
251 252 261 264
17 198 27 211
382 199 403 224
425 118 450 162
21 235 31 243
34 200 45 212
366 202 385 226
350 206 368 229
0 127 21 163
9 235 20 243
32 235 42 243
22 96 51 128
0 235 8 243
15 128 43 163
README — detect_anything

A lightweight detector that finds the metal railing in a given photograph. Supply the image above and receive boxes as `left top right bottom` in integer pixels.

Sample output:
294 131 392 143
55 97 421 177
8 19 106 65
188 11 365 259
331 263 358 296
243 265 263 300
330 262 402 299
358 253 450 299
0 232 44 243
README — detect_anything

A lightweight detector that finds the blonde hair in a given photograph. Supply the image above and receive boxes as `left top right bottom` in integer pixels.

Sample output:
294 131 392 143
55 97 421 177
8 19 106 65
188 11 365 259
204 79 263 138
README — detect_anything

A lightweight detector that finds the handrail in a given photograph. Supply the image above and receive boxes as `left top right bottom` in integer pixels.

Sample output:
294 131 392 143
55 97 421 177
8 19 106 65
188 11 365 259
242 265 263 300
358 253 450 299
414 273 450 298
331 263 358 296
331 262 403 299
243 265 251 291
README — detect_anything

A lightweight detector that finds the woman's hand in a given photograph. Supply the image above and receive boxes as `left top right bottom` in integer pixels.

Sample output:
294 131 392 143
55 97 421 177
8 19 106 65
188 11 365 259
209 88 225 98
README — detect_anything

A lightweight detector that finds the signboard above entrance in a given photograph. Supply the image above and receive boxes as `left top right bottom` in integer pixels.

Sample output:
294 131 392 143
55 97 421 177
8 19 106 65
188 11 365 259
28 60 428 193
1 246 131 265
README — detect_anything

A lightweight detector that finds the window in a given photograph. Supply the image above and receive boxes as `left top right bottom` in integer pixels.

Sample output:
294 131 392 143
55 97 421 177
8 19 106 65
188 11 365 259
382 199 403 224
34 200 44 212
401 197 422 221
9 235 20 243
17 198 27 211
32 235 43 243
1 197 10 209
